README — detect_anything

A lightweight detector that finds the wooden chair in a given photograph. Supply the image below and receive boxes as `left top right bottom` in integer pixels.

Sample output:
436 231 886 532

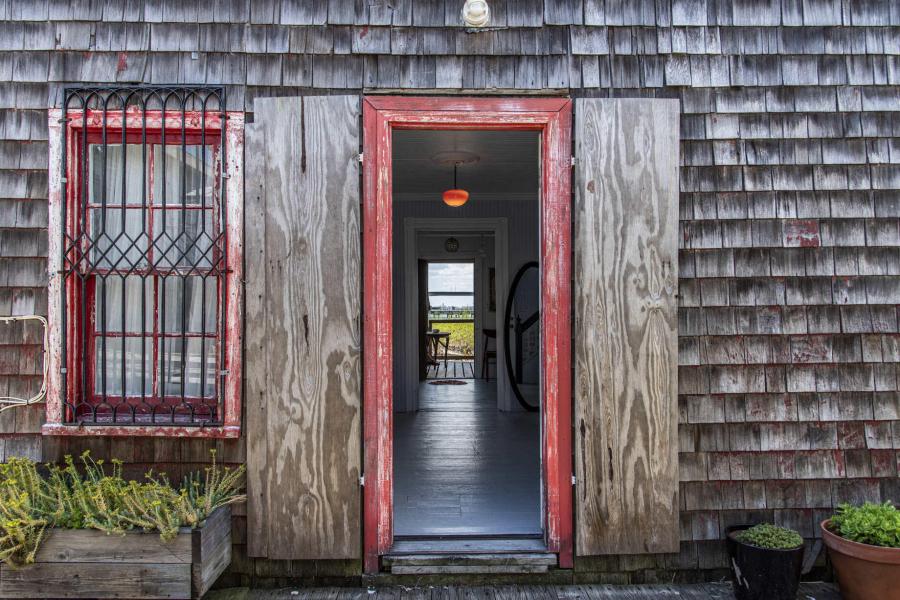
481 329 497 380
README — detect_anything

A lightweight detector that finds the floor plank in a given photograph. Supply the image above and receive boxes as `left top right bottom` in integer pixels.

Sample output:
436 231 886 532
393 380 541 537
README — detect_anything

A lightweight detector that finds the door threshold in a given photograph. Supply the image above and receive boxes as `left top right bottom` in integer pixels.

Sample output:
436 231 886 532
388 536 549 555
385 537 555 575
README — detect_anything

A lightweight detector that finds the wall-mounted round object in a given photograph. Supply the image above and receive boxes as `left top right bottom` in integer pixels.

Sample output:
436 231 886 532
461 0 490 27
445 237 460 253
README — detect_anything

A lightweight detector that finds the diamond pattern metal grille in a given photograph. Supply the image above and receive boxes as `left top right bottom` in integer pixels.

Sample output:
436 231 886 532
60 86 227 427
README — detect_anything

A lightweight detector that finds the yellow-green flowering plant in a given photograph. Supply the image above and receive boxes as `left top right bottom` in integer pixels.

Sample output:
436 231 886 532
0 450 245 568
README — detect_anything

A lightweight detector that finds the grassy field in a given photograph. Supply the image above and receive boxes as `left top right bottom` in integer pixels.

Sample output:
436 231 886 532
429 320 474 357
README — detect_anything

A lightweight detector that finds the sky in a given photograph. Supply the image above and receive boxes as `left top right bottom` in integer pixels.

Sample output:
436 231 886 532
428 262 474 308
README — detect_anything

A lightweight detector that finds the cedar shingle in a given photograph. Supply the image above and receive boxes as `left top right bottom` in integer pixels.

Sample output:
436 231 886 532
570 26 609 55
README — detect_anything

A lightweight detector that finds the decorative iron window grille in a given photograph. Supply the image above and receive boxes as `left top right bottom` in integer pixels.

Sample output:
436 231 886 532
59 86 228 427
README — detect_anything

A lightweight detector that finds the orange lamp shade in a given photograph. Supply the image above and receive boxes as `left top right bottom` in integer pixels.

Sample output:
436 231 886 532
442 188 469 207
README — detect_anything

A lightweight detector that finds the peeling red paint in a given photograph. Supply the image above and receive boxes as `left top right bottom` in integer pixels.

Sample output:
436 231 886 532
832 449 846 477
116 52 128 72
870 450 897 477
362 96 573 573
784 219 820 248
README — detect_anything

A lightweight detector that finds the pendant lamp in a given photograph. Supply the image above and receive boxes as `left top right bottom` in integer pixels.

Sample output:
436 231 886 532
443 161 469 207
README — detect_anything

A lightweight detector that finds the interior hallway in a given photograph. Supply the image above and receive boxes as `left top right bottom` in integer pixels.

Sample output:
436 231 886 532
393 379 541 537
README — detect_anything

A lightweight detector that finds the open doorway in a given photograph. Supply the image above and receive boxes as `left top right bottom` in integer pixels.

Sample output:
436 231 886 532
422 261 476 380
362 97 573 573
392 129 541 540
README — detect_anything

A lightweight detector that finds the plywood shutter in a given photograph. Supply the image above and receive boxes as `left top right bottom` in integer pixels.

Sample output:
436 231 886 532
245 96 361 559
574 99 680 555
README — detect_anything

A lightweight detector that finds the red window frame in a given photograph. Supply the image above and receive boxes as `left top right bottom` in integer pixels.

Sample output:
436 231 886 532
45 108 244 438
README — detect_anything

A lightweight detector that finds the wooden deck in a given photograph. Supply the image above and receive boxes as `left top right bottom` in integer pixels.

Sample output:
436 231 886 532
426 359 476 379
208 583 842 599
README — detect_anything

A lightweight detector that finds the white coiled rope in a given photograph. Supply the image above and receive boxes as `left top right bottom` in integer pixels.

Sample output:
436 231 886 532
0 315 48 412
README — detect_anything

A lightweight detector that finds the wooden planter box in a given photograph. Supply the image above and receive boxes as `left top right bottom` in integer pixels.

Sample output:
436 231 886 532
0 505 231 599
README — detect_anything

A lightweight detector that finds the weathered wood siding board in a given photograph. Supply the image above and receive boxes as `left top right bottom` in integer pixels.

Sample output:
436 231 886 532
245 95 362 560
244 98 270 560
574 98 680 555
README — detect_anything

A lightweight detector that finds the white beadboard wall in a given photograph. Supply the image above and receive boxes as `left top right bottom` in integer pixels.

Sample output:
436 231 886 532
392 197 540 412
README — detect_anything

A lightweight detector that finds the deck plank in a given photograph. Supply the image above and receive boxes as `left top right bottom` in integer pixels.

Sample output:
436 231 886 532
208 584 841 600
427 359 476 380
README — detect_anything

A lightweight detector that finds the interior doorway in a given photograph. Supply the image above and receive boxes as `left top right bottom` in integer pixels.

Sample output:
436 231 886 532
362 97 573 573
422 260 476 381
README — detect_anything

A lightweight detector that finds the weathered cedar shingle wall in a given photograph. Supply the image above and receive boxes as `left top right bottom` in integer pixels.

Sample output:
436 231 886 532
0 0 899 585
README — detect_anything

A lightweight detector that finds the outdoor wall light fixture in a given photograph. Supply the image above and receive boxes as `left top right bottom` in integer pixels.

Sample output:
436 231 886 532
462 0 490 27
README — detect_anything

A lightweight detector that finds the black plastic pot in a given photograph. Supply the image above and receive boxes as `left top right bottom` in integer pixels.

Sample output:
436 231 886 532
726 525 804 600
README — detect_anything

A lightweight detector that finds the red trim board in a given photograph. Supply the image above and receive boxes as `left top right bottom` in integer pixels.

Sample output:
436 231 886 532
362 96 573 573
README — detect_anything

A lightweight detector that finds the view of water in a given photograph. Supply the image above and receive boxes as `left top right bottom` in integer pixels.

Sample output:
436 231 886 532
428 262 474 309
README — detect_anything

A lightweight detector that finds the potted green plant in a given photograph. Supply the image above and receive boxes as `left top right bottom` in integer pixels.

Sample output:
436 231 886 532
821 502 900 600
726 523 805 600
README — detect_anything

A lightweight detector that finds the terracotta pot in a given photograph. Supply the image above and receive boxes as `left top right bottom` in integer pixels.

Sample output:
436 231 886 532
726 525 804 600
821 519 900 600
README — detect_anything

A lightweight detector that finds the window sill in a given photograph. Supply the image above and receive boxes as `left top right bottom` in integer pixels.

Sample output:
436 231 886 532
41 423 240 438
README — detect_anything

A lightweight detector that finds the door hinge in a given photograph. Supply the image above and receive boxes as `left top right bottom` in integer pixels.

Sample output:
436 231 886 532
359 474 365 486
358 152 364 163
570 156 576 166
571 475 576 485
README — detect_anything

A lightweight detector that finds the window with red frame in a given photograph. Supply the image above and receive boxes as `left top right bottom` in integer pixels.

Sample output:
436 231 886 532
56 87 237 429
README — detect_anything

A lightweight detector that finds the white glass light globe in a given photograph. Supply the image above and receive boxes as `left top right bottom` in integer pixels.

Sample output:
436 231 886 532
462 0 490 27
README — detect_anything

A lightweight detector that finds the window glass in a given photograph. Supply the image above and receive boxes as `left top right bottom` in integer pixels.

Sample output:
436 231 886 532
161 276 217 334
154 209 215 269
158 337 217 398
89 144 148 205
89 208 147 269
93 336 153 397
152 145 215 206
427 262 474 309
94 276 153 333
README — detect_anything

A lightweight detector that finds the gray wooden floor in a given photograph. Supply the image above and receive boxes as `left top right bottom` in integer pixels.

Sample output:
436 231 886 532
393 379 541 537
208 583 842 600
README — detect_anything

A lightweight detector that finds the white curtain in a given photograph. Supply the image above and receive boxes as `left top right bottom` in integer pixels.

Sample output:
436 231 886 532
89 140 218 400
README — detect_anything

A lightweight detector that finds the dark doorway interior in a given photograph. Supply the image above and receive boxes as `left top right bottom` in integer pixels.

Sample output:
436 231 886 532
391 129 542 539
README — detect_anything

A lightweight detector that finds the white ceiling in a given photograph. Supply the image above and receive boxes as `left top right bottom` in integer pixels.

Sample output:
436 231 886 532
392 129 540 199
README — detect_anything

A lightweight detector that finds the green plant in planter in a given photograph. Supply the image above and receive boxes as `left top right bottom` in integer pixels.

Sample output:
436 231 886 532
0 450 245 568
735 523 804 550
830 502 900 548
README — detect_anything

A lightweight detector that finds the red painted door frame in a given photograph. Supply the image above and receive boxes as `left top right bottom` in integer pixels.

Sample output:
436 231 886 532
362 96 573 574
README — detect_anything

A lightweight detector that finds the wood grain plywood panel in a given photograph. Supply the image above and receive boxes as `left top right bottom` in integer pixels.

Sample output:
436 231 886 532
246 95 361 560
574 98 680 555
